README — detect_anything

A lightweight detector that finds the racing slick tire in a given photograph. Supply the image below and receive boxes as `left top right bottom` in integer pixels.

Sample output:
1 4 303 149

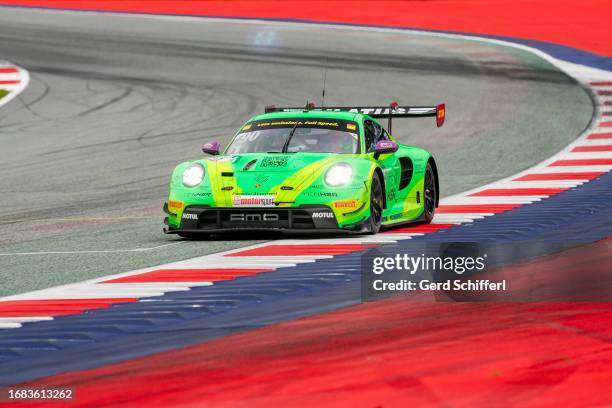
366 172 384 234
424 162 437 224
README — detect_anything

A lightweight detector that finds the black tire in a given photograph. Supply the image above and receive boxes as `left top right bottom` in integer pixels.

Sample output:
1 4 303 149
366 172 384 234
424 162 437 224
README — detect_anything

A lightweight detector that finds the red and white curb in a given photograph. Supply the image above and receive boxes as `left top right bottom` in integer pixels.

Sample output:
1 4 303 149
0 61 29 108
0 22 610 329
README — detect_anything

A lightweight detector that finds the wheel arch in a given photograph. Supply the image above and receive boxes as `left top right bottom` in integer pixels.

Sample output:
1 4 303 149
427 157 440 208
372 166 387 209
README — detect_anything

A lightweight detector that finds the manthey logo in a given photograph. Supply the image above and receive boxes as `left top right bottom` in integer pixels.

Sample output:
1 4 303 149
232 194 275 207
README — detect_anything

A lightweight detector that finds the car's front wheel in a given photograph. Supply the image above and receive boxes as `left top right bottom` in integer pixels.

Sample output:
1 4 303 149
366 172 384 234
423 163 437 223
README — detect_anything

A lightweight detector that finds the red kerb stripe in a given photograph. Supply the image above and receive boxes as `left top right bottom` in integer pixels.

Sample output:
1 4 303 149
587 133 612 139
436 204 520 213
571 145 612 152
514 172 603 181
102 268 273 283
0 298 137 317
384 223 456 233
549 158 612 166
0 80 19 85
226 244 381 257
470 188 566 196
0 67 18 74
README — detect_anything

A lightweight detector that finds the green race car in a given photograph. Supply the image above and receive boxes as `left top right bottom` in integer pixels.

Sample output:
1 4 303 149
163 103 445 237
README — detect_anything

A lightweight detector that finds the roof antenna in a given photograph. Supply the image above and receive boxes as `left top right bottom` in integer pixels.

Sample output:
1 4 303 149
321 57 329 107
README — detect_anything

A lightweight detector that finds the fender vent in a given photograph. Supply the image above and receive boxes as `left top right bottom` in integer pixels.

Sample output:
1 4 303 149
243 159 257 171
399 157 414 190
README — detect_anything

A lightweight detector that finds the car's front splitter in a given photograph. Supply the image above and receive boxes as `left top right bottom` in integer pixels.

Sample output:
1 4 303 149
163 204 371 234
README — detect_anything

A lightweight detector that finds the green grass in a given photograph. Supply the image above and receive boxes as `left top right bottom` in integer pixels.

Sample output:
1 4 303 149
0 89 8 100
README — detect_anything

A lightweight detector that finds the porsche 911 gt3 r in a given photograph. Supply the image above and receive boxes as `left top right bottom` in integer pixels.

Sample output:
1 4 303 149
163 103 445 237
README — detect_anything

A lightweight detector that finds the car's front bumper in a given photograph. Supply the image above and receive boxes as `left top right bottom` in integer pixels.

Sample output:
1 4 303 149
163 203 369 234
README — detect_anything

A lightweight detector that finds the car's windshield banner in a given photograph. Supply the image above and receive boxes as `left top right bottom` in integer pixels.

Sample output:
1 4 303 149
239 118 359 134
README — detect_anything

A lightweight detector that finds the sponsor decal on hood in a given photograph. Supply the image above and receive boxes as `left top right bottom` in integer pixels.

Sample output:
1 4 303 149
233 194 275 207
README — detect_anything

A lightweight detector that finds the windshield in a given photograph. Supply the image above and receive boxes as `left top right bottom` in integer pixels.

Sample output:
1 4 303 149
225 118 360 154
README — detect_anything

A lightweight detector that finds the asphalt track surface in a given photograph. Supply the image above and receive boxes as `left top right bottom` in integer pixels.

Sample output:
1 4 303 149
0 7 593 296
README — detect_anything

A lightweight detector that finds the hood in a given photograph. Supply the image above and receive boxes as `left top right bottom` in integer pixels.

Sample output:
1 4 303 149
204 153 337 197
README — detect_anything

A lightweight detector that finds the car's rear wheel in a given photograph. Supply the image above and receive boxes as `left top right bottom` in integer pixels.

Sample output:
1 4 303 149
424 163 437 223
366 172 384 234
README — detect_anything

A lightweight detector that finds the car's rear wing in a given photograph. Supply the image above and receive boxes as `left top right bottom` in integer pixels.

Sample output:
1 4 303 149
265 102 446 132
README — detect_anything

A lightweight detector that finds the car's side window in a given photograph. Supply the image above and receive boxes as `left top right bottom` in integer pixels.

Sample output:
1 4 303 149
372 121 383 141
380 128 391 142
364 120 376 152
365 120 392 152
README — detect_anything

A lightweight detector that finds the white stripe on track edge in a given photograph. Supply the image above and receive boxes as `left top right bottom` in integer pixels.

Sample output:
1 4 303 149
0 323 22 329
582 139 612 146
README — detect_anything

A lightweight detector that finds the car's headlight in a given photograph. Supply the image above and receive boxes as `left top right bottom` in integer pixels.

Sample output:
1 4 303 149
182 163 205 187
325 163 353 187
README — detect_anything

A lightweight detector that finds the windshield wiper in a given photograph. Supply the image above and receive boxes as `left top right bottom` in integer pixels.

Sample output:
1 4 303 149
282 122 300 153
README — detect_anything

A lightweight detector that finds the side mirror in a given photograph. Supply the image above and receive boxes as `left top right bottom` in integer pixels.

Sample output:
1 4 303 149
202 141 221 155
373 140 398 159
